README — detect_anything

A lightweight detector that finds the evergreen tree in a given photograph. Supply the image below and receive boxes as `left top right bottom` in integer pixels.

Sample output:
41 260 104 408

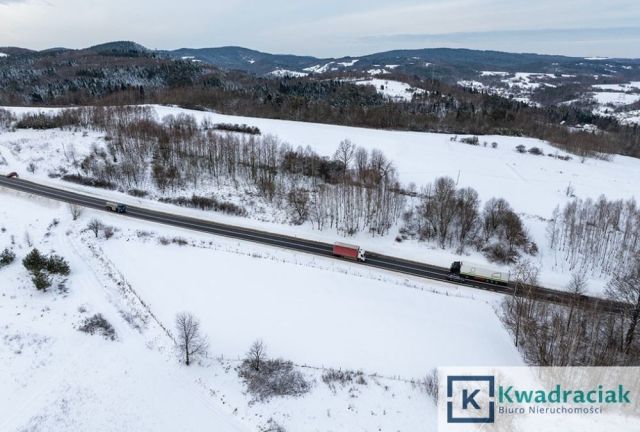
32 271 51 291
23 248 47 273
0 248 15 268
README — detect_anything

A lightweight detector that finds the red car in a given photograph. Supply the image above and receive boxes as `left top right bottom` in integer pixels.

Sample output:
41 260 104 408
5 172 18 178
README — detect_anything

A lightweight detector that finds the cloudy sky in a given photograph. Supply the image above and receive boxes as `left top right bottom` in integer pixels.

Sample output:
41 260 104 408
1 0 639 57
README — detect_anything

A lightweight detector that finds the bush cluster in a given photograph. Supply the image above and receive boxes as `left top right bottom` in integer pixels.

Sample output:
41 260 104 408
238 358 310 402
459 136 480 145
22 248 71 291
78 313 117 340
61 174 117 190
212 123 261 135
0 248 15 268
402 177 533 263
321 368 367 391
159 195 247 216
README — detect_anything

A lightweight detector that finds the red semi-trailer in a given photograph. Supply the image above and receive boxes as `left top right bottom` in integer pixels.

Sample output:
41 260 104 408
332 242 366 262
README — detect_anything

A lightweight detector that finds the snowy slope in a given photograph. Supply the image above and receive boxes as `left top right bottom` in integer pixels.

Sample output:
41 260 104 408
351 78 425 101
0 189 251 432
2 104 639 295
0 186 522 431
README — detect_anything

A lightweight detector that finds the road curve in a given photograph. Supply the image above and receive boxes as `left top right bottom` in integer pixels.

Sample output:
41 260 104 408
0 176 627 314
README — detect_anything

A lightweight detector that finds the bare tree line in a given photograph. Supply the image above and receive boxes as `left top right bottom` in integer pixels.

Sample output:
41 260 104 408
26 107 405 236
548 196 640 275
401 177 536 264
500 260 640 366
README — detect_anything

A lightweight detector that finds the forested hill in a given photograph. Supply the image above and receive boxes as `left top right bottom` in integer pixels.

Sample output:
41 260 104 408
166 46 640 80
0 41 639 158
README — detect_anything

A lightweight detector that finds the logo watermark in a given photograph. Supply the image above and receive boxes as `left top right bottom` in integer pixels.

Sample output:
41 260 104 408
438 367 640 431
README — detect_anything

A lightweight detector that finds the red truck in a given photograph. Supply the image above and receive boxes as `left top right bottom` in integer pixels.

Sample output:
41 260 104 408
332 242 366 262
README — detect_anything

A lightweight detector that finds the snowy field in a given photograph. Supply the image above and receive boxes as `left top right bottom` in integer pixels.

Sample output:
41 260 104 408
591 91 640 106
0 187 522 431
0 189 250 431
592 81 640 92
350 78 425 101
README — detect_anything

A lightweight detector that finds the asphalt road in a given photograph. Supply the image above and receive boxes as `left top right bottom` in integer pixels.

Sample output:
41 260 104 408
0 176 627 314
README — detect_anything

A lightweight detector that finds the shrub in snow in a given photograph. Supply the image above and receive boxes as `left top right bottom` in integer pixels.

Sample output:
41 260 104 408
515 144 526 153
127 188 148 197
213 123 261 135
0 248 15 268
46 254 71 276
22 248 48 273
0 108 16 130
78 313 117 340
68 204 82 221
321 368 367 392
159 195 247 217
525 241 539 256
61 174 116 190
103 226 115 240
31 271 51 291
287 188 309 225
86 219 103 238
416 369 439 403
460 136 480 146
238 357 310 402
260 419 287 432
158 236 187 246
528 146 544 156
23 248 71 290
483 242 518 264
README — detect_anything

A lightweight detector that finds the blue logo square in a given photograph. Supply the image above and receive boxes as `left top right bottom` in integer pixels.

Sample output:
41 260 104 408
447 375 495 423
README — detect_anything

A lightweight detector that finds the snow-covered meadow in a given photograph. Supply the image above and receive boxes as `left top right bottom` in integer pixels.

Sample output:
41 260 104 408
2 104 639 294
350 78 425 101
0 184 521 431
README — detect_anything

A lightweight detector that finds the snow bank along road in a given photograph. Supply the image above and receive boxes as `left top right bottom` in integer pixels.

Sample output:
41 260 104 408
0 176 626 314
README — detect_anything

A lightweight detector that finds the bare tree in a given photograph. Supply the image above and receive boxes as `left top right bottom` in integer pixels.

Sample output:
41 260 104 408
508 259 539 347
69 204 82 221
566 272 587 330
606 258 640 354
354 146 368 180
334 139 355 181
246 339 267 371
24 231 33 247
175 312 209 366
455 187 480 252
87 218 102 238
287 188 309 225
420 177 458 248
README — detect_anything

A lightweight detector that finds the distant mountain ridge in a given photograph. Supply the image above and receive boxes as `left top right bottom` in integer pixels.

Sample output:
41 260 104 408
3 41 640 81
164 45 640 79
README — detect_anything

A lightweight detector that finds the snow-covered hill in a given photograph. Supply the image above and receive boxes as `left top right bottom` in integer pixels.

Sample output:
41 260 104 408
2 105 639 294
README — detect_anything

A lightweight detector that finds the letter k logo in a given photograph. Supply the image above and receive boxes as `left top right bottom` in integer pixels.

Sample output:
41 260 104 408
462 389 481 409
446 375 495 424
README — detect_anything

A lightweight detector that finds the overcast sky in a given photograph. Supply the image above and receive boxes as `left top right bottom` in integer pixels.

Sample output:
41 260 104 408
1 0 639 58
